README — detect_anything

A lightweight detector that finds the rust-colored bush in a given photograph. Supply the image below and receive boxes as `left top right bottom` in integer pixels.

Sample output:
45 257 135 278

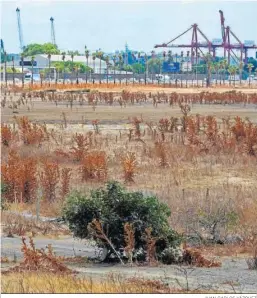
60 168 72 199
3 237 72 274
1 150 37 203
122 152 137 182
15 116 46 146
1 124 15 146
183 247 221 268
124 223 135 264
40 160 60 202
70 133 90 162
80 151 107 181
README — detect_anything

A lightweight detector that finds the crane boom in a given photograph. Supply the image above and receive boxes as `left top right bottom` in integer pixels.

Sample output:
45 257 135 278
16 7 25 52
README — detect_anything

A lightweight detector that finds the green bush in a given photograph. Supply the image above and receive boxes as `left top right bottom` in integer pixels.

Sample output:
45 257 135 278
63 181 181 263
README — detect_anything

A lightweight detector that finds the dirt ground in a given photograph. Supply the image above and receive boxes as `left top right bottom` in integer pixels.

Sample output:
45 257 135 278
1 87 257 294
2 98 257 125
1 234 257 294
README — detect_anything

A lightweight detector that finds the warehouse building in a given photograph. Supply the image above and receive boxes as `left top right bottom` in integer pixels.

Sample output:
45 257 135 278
3 54 108 74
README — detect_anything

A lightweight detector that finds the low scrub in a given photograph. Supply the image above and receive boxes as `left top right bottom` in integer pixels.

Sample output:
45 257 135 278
63 181 181 263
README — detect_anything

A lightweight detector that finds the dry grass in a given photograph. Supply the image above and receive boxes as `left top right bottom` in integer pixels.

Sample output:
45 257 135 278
1 271 216 294
1 90 257 246
1 211 70 237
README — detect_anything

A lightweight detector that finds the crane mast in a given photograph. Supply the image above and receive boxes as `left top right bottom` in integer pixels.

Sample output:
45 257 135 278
16 7 25 52
50 17 56 46
219 10 225 43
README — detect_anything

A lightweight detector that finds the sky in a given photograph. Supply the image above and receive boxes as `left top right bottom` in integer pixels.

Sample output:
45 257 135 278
1 0 257 57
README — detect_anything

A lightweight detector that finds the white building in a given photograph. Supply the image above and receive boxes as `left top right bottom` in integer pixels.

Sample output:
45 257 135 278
3 54 107 74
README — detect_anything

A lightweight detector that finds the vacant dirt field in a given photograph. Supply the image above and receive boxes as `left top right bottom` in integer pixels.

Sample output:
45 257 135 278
1 86 257 294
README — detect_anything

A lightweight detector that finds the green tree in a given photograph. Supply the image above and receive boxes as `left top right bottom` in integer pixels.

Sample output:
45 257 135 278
23 43 60 56
63 181 181 263
132 63 145 74
147 58 162 74
51 61 92 74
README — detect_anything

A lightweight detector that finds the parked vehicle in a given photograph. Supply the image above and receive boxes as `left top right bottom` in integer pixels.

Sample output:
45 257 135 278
24 73 40 82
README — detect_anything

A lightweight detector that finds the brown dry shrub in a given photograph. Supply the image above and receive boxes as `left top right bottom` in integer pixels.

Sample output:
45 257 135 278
1 150 37 203
122 152 137 182
1 124 16 146
3 237 72 275
40 160 60 202
15 116 46 146
60 168 72 199
183 247 221 268
70 133 90 162
80 151 107 181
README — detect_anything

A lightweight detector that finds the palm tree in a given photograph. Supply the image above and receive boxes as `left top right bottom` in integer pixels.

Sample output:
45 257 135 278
228 66 233 86
163 51 166 86
21 53 24 88
92 55 96 84
96 51 103 84
150 51 155 84
75 65 79 85
210 62 215 87
31 55 35 86
233 66 238 87
167 50 172 85
85 47 89 84
186 51 190 87
247 63 254 86
119 54 123 84
180 51 183 87
105 56 109 85
125 53 128 85
197 53 201 87
12 56 15 86
4 51 7 87
62 52 65 84
144 53 148 85
47 53 51 86
191 51 195 85
214 63 219 85
113 55 117 84
132 53 136 85
222 60 228 85
71 53 74 84
218 61 223 85
239 61 243 86
205 53 212 87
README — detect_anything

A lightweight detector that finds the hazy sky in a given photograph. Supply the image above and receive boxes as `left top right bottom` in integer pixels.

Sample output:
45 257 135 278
1 0 257 56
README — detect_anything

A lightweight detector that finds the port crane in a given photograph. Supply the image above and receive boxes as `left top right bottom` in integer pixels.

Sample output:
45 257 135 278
154 10 257 65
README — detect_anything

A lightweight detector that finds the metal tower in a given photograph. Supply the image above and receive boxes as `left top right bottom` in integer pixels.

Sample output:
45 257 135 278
16 7 25 52
50 17 56 46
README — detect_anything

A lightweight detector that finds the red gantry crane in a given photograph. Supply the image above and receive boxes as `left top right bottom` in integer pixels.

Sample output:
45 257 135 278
154 10 257 65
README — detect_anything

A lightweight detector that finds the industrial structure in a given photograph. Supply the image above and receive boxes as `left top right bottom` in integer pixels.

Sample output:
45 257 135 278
50 17 57 46
154 10 257 65
16 7 25 52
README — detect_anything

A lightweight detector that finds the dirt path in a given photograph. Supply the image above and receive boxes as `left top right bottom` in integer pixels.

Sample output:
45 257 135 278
1 236 96 260
72 259 257 293
1 235 256 293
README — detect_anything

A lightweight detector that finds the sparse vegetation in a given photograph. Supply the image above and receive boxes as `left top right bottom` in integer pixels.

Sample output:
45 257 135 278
1 86 257 293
